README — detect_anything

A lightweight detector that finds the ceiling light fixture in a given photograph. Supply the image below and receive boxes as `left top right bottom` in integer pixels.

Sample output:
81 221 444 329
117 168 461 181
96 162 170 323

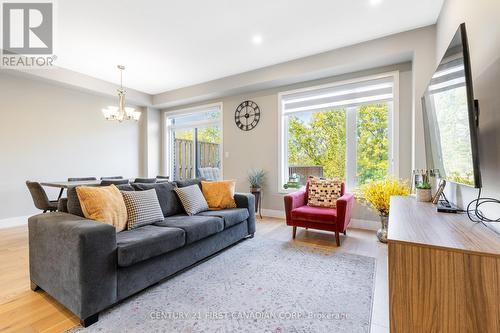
252 35 263 45
370 0 382 5
102 65 141 122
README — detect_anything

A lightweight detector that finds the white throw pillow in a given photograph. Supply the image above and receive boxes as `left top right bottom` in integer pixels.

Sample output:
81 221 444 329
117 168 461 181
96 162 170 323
174 184 209 215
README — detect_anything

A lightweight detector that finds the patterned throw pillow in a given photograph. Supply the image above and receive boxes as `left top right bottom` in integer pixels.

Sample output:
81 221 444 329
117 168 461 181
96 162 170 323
174 185 209 216
121 189 164 230
307 177 343 208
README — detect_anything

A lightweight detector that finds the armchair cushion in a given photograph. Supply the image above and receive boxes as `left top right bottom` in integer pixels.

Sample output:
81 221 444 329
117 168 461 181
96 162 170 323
291 205 337 224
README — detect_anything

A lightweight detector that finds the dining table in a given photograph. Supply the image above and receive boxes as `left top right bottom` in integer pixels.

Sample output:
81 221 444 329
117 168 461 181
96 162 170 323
41 180 102 200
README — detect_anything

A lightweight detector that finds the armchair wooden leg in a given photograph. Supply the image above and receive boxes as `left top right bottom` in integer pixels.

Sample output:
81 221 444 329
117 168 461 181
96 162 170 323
292 226 297 239
335 231 341 247
343 230 346 235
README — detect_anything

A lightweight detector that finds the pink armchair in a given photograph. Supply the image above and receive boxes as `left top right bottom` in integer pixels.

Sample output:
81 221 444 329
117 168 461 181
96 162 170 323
284 182 354 246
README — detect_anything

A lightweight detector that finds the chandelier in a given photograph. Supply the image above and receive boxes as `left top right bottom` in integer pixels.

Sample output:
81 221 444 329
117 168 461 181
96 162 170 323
102 65 141 122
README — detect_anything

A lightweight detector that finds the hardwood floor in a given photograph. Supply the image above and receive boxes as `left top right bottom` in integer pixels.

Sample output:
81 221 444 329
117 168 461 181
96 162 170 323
0 218 389 332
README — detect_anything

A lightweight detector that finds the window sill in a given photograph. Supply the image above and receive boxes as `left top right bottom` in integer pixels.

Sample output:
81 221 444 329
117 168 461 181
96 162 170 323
278 186 306 194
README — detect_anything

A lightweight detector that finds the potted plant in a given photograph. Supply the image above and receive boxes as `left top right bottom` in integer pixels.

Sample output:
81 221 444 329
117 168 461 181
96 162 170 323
358 177 410 243
416 181 432 202
248 169 266 217
248 169 266 192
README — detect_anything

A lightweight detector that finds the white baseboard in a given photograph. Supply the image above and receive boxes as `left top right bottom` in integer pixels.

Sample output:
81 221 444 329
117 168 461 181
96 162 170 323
260 209 378 231
0 215 29 229
349 218 379 231
261 209 285 219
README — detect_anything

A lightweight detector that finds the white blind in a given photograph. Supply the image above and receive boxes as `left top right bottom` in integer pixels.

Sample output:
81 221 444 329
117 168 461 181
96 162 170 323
282 76 394 114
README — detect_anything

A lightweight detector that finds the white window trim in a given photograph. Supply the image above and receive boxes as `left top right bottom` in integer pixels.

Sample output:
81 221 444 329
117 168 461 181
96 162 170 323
277 72 400 193
163 102 223 180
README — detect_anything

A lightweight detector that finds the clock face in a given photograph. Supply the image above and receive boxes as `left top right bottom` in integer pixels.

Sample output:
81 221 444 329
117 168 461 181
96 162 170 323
235 100 260 131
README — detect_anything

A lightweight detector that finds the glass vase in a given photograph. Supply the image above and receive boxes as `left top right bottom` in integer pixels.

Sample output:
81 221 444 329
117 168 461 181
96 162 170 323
376 214 389 243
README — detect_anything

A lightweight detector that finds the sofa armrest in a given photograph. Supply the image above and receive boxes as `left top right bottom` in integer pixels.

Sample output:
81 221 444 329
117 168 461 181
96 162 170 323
234 193 256 235
28 212 117 320
284 189 307 223
335 193 355 232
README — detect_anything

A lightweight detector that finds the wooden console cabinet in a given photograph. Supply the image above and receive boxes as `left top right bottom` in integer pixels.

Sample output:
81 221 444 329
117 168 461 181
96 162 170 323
388 196 500 332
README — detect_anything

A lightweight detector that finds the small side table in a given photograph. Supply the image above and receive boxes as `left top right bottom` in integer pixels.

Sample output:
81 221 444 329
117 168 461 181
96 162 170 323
250 188 263 219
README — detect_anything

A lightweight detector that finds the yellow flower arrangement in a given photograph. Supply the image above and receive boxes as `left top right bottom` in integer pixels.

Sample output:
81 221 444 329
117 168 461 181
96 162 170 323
358 177 410 216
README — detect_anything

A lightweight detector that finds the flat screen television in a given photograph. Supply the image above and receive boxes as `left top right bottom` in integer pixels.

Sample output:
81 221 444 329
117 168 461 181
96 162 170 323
422 23 481 188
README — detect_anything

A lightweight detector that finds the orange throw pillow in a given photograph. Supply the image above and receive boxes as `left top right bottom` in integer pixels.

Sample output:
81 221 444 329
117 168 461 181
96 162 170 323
76 185 128 232
201 180 237 210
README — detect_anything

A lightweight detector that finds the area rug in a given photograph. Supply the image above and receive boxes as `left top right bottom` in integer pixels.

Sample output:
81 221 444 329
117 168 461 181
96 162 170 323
67 236 376 333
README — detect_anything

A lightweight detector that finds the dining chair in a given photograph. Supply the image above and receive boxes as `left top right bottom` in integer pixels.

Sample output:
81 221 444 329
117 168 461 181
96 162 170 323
156 175 170 183
133 177 157 183
100 176 123 180
100 179 129 186
68 177 97 182
26 181 58 213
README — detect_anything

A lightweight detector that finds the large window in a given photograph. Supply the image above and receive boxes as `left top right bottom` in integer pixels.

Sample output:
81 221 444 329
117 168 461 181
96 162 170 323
165 104 222 181
279 74 398 191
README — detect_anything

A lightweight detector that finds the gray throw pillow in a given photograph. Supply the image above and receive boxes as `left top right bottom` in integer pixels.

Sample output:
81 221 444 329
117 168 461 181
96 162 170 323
67 186 84 217
132 182 183 217
174 185 209 216
122 189 164 230
175 177 204 188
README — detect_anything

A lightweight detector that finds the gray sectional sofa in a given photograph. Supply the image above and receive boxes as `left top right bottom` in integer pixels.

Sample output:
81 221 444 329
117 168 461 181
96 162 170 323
28 178 255 327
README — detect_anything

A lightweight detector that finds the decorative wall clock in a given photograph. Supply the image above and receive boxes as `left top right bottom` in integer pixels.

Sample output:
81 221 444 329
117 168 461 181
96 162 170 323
234 100 260 131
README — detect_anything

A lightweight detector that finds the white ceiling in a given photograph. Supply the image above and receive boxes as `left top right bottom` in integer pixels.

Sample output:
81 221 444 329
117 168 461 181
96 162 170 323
55 0 444 94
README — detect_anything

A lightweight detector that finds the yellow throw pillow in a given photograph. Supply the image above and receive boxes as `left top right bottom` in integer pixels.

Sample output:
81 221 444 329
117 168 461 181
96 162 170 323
76 185 128 232
201 180 237 210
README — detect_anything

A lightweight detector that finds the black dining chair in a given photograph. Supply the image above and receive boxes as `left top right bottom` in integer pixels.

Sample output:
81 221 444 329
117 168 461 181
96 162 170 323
100 176 123 180
26 181 58 213
156 175 170 183
68 177 97 182
133 177 157 184
100 179 129 186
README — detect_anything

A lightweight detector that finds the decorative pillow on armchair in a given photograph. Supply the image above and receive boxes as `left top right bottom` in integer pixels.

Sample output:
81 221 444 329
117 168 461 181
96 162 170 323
307 177 343 208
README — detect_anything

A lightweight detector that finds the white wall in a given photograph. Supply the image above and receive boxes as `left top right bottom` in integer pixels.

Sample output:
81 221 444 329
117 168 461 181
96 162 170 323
0 73 145 219
163 63 413 221
436 0 500 233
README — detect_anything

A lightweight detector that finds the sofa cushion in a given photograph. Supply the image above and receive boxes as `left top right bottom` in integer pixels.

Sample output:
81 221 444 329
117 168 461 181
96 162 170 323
116 184 135 191
197 208 249 229
67 186 84 217
132 182 183 217
291 205 337 224
175 177 204 188
154 215 223 244
116 225 185 267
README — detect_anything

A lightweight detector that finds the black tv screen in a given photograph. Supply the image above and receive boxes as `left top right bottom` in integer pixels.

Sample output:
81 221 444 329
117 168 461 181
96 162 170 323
422 23 481 188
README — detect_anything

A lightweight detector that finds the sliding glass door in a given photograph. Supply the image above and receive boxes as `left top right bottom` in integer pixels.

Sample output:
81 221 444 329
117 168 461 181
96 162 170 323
166 106 222 181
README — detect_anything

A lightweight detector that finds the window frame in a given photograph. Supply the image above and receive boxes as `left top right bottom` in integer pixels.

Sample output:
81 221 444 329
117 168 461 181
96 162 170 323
277 72 400 193
164 102 223 180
